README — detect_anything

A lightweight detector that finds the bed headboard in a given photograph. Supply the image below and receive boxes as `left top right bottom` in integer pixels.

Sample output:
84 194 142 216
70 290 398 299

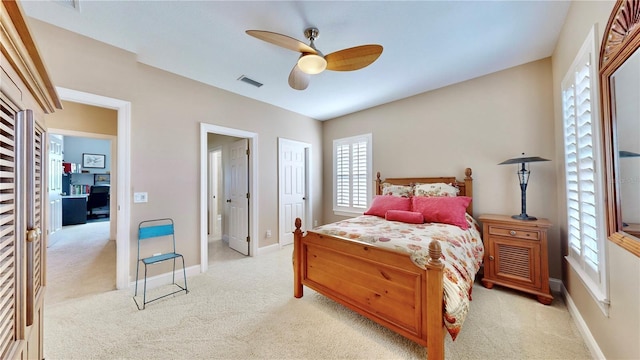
375 168 474 216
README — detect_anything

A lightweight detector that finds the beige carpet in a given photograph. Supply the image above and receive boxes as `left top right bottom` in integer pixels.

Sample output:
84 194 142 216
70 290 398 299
44 235 592 359
46 221 115 305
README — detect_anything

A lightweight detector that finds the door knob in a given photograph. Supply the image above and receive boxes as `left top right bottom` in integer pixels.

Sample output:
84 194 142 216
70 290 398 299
26 228 41 243
303 197 307 200
226 199 232 203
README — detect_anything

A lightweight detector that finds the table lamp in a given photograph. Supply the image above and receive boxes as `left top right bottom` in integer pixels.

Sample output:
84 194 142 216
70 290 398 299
499 153 550 221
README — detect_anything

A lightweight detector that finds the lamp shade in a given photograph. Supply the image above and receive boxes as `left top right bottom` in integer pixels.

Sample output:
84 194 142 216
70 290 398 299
619 150 640 158
498 156 550 165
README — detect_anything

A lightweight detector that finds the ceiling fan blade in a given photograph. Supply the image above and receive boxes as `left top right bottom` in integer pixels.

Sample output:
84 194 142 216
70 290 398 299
288 65 310 90
325 45 383 71
246 30 317 54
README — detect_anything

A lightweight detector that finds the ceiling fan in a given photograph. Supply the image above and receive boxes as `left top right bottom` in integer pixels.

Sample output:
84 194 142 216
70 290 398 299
246 28 383 90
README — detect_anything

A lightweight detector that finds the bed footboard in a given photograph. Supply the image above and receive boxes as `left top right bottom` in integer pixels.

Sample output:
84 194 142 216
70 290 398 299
293 218 445 360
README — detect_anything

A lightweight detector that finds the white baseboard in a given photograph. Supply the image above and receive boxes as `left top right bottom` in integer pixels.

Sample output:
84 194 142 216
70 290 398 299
549 277 562 293
256 243 281 256
562 284 605 360
129 264 200 294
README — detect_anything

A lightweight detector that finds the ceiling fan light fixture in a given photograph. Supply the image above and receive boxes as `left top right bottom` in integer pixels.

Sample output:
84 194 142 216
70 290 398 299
297 54 327 74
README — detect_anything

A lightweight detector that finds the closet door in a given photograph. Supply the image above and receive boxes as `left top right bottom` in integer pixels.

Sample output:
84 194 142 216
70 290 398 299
0 94 21 359
0 101 47 360
16 110 46 359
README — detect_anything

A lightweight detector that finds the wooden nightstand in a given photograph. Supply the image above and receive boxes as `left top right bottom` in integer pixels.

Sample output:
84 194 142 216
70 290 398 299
479 214 553 305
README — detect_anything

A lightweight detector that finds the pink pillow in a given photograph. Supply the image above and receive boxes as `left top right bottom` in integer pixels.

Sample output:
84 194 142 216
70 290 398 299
411 196 472 229
385 210 424 224
364 195 411 217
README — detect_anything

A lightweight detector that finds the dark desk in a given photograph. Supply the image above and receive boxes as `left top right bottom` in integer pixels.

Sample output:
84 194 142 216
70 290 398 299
62 195 88 225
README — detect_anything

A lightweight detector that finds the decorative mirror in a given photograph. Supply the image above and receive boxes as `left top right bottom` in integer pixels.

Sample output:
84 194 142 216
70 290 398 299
600 0 640 256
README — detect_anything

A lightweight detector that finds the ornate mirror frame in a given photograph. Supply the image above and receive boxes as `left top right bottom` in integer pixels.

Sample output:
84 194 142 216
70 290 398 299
600 0 640 257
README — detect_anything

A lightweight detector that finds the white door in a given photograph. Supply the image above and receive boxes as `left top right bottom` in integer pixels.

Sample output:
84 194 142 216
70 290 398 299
228 139 249 255
279 138 308 246
48 134 63 236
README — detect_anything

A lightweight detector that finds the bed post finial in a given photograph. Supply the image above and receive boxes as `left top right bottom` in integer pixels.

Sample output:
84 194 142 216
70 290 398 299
427 240 442 266
376 171 382 196
464 168 473 216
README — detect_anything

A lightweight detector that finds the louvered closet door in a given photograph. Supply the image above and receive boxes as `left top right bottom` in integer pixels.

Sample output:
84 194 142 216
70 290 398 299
0 95 19 359
21 109 46 327
0 100 46 359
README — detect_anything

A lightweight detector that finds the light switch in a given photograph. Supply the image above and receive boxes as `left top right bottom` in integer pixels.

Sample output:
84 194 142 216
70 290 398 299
134 192 148 203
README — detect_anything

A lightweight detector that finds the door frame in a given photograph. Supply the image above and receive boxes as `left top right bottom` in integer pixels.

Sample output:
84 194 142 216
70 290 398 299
278 138 312 246
53 87 132 290
200 123 258 272
208 147 222 239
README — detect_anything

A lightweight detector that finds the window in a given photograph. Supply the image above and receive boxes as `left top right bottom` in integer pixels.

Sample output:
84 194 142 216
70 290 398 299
561 26 609 315
333 134 372 215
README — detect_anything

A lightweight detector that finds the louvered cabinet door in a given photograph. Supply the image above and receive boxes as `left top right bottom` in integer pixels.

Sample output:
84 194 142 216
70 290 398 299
479 214 553 305
490 236 540 287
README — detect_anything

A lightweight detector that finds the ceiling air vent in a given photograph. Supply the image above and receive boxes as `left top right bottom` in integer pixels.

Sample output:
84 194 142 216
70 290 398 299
54 0 80 10
238 75 263 88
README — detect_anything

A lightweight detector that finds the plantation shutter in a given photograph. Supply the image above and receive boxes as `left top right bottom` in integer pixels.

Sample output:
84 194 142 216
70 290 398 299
352 140 368 209
0 96 18 359
333 134 372 213
336 143 350 207
562 32 602 283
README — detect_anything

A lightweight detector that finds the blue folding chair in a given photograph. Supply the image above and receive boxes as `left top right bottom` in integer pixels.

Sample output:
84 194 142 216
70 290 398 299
133 218 188 310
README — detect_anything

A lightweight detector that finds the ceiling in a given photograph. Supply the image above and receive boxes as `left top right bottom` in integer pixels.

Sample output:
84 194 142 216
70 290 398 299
22 0 571 121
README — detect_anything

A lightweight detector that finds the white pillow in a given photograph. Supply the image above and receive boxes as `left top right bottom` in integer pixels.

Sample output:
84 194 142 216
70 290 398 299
413 182 459 197
381 183 413 197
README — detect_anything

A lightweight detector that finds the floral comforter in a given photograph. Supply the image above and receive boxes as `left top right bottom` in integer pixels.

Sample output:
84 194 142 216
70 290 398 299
310 214 484 340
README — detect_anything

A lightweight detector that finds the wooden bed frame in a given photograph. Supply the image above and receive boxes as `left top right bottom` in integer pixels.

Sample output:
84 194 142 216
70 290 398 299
293 168 473 360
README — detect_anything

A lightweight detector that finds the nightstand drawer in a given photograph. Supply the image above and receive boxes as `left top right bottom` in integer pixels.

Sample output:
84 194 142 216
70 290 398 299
488 226 539 241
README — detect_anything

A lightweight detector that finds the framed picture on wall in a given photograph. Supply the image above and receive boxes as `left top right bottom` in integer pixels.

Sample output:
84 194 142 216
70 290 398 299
94 174 110 184
82 153 105 169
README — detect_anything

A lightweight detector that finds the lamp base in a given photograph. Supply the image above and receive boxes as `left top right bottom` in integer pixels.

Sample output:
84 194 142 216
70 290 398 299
512 214 537 221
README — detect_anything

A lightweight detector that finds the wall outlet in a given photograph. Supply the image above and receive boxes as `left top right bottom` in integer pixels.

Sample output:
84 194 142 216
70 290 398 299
266 230 272 238
133 192 148 203
314 220 318 227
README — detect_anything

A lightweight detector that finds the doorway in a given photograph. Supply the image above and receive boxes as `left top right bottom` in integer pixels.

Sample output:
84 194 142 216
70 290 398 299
51 87 131 290
205 136 248 257
208 148 222 241
47 133 114 247
199 124 258 272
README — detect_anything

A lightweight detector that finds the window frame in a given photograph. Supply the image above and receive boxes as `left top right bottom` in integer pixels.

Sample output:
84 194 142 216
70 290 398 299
333 133 373 216
561 26 610 316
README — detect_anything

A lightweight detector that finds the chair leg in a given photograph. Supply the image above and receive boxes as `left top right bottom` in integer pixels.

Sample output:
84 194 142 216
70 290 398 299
181 255 188 293
172 258 176 285
134 260 140 297
143 264 148 310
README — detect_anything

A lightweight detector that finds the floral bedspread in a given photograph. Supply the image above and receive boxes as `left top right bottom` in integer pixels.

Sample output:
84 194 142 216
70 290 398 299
310 214 484 340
